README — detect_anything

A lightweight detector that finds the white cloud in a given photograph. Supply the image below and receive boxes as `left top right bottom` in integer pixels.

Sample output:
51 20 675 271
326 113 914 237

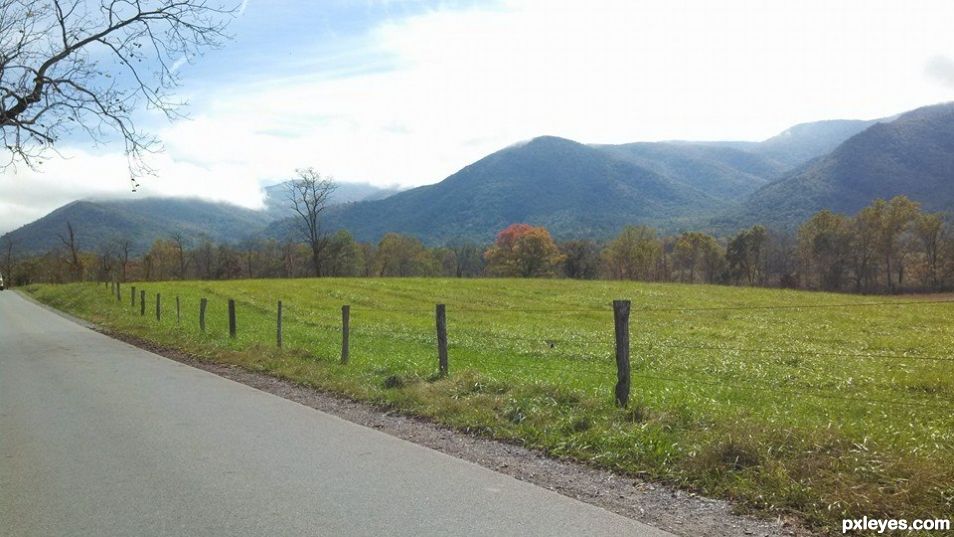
0 147 266 233
4 0 954 234
0 151 128 233
368 0 954 142
927 56 954 89
170 0 954 180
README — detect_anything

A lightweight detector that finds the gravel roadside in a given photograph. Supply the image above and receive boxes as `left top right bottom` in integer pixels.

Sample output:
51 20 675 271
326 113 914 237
17 292 813 537
84 325 814 537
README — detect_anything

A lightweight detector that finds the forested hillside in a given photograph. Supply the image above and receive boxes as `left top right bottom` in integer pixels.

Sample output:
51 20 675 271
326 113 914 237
730 103 954 229
327 136 725 243
1 198 270 256
5 103 949 254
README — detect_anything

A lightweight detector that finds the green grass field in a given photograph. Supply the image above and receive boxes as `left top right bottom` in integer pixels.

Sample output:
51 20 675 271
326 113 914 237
24 279 954 534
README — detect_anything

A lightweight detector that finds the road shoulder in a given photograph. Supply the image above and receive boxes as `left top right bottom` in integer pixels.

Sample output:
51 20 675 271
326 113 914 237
55 310 808 537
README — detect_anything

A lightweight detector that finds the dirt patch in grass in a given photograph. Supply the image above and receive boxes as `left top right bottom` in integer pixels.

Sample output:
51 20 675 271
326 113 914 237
382 374 406 389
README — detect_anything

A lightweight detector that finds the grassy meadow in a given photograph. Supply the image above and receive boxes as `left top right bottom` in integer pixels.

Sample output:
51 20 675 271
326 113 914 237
24 279 954 533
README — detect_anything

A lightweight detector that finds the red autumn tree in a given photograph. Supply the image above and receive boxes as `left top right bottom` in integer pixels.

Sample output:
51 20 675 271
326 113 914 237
484 224 565 277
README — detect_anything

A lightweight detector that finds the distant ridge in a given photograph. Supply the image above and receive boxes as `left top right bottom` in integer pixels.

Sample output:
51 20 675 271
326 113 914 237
726 103 954 229
261 181 402 221
322 135 725 243
9 102 950 252
1 198 269 255
752 118 884 167
318 115 883 243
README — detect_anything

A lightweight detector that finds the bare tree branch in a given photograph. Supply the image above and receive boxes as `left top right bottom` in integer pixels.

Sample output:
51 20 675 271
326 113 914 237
0 0 237 185
56 219 81 280
287 167 337 277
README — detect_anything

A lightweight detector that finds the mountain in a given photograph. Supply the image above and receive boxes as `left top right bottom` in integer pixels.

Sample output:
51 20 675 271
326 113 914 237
315 136 727 244
303 117 883 244
642 117 881 172
750 118 883 167
7 105 934 251
261 181 401 221
595 142 785 201
1 198 269 256
3 181 404 256
729 103 954 229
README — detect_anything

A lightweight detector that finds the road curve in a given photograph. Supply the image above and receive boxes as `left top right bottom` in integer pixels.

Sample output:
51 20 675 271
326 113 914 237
0 290 673 537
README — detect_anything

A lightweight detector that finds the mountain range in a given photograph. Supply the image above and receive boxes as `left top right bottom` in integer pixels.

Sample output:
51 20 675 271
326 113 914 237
321 114 900 242
3 102 952 253
2 183 398 255
2 198 267 256
723 104 954 227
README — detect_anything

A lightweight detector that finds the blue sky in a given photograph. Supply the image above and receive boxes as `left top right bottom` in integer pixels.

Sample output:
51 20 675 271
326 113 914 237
181 1 477 85
2 0 954 233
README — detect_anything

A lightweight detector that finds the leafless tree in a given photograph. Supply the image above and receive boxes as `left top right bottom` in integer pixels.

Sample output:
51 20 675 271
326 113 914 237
57 220 81 280
244 245 253 277
97 241 115 280
192 238 213 279
280 239 297 278
171 231 188 278
141 252 152 279
115 236 131 281
287 167 337 277
214 243 240 279
0 0 236 184
238 238 258 278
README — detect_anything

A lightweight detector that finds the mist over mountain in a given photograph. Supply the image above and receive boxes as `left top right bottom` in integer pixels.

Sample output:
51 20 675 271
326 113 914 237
1 198 269 256
1 182 404 256
749 118 884 167
6 102 950 253
261 181 402 221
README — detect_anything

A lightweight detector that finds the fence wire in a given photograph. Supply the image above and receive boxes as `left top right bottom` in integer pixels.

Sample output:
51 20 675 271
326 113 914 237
100 283 954 413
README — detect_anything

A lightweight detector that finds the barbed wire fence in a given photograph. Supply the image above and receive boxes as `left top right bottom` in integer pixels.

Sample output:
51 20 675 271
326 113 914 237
100 281 954 414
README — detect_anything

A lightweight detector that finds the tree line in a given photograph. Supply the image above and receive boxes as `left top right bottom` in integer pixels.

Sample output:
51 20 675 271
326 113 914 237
3 195 951 295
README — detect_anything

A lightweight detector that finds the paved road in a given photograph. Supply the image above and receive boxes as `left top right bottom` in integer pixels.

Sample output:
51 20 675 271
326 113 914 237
0 291 673 537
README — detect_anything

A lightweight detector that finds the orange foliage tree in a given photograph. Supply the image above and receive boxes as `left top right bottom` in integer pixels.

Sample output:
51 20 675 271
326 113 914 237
484 224 565 277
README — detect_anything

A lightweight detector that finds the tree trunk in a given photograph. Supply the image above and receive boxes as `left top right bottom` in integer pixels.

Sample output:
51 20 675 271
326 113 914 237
311 247 321 277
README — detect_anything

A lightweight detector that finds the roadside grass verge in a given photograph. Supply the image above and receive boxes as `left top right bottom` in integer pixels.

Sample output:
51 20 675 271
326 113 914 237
23 279 954 535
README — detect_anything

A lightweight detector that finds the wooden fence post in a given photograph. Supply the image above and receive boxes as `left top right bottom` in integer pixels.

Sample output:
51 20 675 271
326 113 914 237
341 305 350 364
131 286 136 307
116 281 121 302
276 300 283 348
176 297 181 325
156 293 161 322
436 304 448 376
228 299 236 339
613 300 631 408
140 290 146 316
199 298 207 333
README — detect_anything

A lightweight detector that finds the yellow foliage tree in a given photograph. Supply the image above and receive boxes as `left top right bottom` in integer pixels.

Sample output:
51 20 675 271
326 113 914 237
484 224 565 277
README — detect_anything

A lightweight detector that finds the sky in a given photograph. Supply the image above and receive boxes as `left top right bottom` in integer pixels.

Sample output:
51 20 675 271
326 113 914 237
2 0 954 234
